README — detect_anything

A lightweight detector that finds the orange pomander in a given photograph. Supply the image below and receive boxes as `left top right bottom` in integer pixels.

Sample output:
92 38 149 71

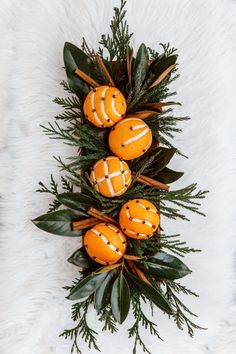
83 85 127 128
108 118 152 160
119 199 160 239
90 156 132 198
83 223 127 265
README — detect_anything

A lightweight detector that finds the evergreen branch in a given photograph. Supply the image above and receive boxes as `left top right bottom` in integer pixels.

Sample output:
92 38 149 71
40 122 80 146
99 0 133 61
36 174 61 212
60 80 76 94
164 280 207 337
159 234 201 257
128 294 163 354
99 307 118 333
60 296 100 353
53 96 82 111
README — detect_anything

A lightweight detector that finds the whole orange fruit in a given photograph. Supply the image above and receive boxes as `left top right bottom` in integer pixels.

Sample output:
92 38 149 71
119 199 160 239
83 223 127 265
108 118 152 160
83 85 126 128
90 156 132 198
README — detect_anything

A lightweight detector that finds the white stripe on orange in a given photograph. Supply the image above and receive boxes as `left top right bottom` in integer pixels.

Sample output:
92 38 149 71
91 228 122 256
125 229 147 237
138 202 156 213
122 127 149 147
103 160 115 197
125 209 153 228
111 91 122 117
101 87 115 123
91 91 104 126
132 124 146 130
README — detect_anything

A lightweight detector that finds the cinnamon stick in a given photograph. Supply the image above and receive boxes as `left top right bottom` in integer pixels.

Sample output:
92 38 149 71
72 217 99 231
127 261 151 285
96 55 115 86
149 64 176 88
74 68 99 88
87 207 118 225
125 110 157 120
133 173 169 191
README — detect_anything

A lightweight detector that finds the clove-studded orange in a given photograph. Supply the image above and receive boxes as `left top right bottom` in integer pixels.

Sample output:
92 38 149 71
83 223 127 265
119 199 160 239
108 118 152 160
83 85 127 128
90 156 132 198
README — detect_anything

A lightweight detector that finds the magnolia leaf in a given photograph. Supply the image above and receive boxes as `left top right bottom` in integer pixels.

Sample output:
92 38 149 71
111 272 130 324
157 167 184 184
133 43 149 90
32 209 83 237
67 247 94 268
128 272 173 315
67 269 109 301
63 42 97 99
132 146 176 175
57 192 98 216
94 268 119 312
137 250 192 280
146 54 178 87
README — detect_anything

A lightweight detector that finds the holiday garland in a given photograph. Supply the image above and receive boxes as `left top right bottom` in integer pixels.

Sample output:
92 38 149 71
33 1 209 353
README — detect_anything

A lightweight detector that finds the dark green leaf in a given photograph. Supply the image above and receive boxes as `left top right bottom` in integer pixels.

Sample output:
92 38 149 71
132 146 176 175
94 268 119 312
68 247 95 268
57 192 97 216
63 42 97 99
68 269 109 301
137 250 192 280
157 167 184 184
133 43 149 90
111 272 130 324
128 272 173 315
145 54 178 87
32 209 83 237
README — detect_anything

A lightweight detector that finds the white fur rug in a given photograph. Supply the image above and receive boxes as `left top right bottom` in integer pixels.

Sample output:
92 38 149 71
1 1 236 353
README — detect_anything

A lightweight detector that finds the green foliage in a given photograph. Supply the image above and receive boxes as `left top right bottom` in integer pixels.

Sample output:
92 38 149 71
128 294 163 354
164 280 207 337
111 271 131 323
98 0 133 62
60 296 100 353
136 250 192 280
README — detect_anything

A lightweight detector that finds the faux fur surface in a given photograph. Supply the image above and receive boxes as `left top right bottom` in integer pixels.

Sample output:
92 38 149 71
1 1 236 353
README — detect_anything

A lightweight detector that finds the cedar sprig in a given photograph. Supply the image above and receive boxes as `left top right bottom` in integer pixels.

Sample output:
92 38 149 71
128 294 163 354
163 280 207 337
36 174 73 212
60 296 100 354
98 307 118 333
98 0 133 61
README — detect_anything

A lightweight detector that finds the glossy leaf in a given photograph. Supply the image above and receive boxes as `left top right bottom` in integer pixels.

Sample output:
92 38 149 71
63 42 97 99
94 268 119 312
157 167 184 184
111 272 130 324
57 192 97 217
133 43 149 90
137 250 192 280
67 247 94 268
32 209 83 237
132 146 176 175
146 54 178 87
68 269 109 301
128 272 173 315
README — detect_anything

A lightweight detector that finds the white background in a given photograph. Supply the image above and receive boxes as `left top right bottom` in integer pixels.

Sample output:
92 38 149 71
0 1 236 353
